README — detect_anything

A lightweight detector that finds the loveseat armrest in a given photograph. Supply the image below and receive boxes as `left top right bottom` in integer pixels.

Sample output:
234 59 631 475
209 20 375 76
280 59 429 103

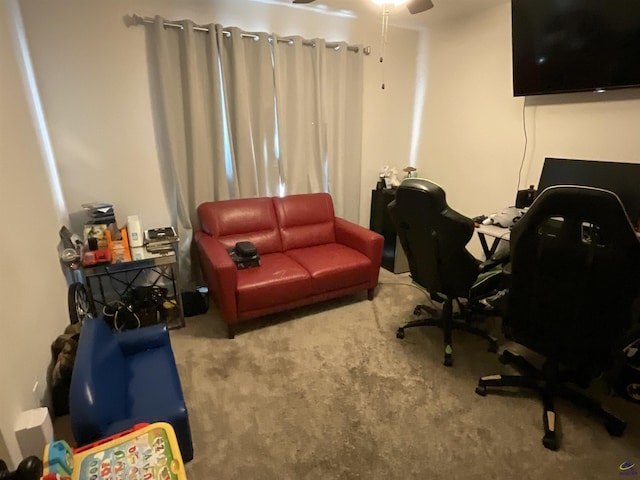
194 231 239 323
334 217 384 274
115 323 169 355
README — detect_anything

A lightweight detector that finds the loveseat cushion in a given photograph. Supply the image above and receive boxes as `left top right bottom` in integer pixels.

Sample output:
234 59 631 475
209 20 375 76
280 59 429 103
286 243 372 294
273 193 336 251
198 198 282 254
236 253 313 314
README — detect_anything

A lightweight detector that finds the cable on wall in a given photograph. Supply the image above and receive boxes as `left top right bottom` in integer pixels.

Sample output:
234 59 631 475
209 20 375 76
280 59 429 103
516 95 529 190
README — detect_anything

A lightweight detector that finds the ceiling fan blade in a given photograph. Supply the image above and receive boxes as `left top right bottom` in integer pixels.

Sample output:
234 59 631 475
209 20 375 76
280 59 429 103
292 0 317 4
406 0 434 14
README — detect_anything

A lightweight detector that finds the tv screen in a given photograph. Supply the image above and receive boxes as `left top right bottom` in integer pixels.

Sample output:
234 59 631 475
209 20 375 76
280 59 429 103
511 0 640 96
537 157 640 226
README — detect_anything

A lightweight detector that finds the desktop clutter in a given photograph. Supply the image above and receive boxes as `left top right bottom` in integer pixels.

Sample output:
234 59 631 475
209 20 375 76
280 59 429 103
474 186 536 228
479 206 526 228
377 165 418 190
57 204 184 330
58 203 179 269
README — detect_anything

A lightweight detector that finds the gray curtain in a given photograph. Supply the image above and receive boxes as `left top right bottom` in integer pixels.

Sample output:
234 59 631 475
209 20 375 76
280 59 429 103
323 41 364 221
145 16 364 287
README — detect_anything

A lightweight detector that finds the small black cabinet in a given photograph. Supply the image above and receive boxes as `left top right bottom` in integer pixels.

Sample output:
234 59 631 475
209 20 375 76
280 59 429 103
369 188 409 274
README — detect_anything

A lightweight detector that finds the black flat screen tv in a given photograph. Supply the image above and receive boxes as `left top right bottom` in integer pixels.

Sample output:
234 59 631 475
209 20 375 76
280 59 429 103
511 0 640 96
537 157 640 225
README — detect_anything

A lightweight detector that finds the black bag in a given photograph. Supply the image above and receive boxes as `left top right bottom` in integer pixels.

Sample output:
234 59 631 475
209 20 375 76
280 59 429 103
181 290 209 317
234 241 257 258
227 241 260 269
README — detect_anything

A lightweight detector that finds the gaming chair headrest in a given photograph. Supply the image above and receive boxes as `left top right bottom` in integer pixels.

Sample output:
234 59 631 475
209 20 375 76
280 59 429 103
512 185 638 248
396 178 447 213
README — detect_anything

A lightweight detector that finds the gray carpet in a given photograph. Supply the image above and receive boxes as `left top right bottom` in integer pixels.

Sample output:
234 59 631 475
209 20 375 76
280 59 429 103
170 269 640 479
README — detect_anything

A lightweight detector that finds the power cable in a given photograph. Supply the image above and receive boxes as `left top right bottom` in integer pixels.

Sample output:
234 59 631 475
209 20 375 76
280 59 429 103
516 95 528 190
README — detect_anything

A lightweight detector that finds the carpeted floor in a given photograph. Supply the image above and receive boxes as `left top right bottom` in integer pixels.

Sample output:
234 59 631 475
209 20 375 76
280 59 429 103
170 269 640 479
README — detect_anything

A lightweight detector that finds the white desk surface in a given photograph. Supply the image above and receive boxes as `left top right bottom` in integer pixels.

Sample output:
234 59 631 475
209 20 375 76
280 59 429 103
475 224 511 240
476 222 640 240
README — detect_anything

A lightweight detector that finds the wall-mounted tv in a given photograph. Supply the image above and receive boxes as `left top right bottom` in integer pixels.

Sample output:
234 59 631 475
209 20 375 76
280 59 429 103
511 0 640 96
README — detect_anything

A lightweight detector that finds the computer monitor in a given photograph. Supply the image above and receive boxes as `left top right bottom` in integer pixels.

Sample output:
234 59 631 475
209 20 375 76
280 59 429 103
537 157 640 226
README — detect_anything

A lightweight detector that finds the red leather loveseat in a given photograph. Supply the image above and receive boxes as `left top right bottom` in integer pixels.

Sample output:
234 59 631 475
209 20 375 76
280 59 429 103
195 193 383 338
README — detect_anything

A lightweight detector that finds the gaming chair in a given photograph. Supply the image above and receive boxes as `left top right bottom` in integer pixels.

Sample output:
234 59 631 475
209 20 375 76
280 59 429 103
476 185 640 450
388 178 503 366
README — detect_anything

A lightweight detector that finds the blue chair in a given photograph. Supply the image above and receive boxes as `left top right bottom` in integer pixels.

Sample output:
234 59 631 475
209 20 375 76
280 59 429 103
69 317 193 461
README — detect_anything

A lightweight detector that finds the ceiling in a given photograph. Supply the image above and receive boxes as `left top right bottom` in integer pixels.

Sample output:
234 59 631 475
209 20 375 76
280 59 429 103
255 0 509 29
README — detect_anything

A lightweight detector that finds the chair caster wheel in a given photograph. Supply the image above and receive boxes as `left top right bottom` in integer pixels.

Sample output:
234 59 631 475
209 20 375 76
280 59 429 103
542 432 558 451
396 329 405 339
444 354 453 367
605 418 626 437
475 385 487 396
488 339 498 353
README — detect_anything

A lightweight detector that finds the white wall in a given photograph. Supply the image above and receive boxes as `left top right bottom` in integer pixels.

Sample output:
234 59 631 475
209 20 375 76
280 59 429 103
17 0 422 230
418 2 640 255
418 3 528 219
0 0 69 467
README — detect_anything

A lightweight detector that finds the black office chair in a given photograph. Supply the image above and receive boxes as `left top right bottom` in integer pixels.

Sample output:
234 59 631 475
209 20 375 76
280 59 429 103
388 178 503 367
476 185 640 450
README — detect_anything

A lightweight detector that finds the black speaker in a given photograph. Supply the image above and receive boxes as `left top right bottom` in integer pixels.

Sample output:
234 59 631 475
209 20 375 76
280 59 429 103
181 290 209 317
515 185 537 208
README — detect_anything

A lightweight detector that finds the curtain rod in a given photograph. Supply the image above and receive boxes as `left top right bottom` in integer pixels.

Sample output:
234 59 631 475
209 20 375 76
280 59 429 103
129 14 371 55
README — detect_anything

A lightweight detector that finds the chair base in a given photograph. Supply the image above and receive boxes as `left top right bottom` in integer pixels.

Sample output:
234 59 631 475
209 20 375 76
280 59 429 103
476 349 626 450
396 299 498 367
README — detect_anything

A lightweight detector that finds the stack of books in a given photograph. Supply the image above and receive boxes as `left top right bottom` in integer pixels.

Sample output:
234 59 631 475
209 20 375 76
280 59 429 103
82 202 115 225
144 227 178 255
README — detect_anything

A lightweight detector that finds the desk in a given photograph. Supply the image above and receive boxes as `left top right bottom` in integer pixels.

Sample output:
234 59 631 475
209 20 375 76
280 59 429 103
476 219 640 260
475 224 511 259
369 188 409 273
81 249 185 329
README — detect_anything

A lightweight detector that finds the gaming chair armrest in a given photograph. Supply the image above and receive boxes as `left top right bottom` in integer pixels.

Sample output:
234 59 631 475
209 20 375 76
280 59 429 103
479 258 500 272
471 262 507 302
479 254 510 273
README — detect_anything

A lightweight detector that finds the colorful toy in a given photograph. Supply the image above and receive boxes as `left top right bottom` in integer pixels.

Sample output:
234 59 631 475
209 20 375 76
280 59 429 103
42 440 73 477
41 422 186 480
